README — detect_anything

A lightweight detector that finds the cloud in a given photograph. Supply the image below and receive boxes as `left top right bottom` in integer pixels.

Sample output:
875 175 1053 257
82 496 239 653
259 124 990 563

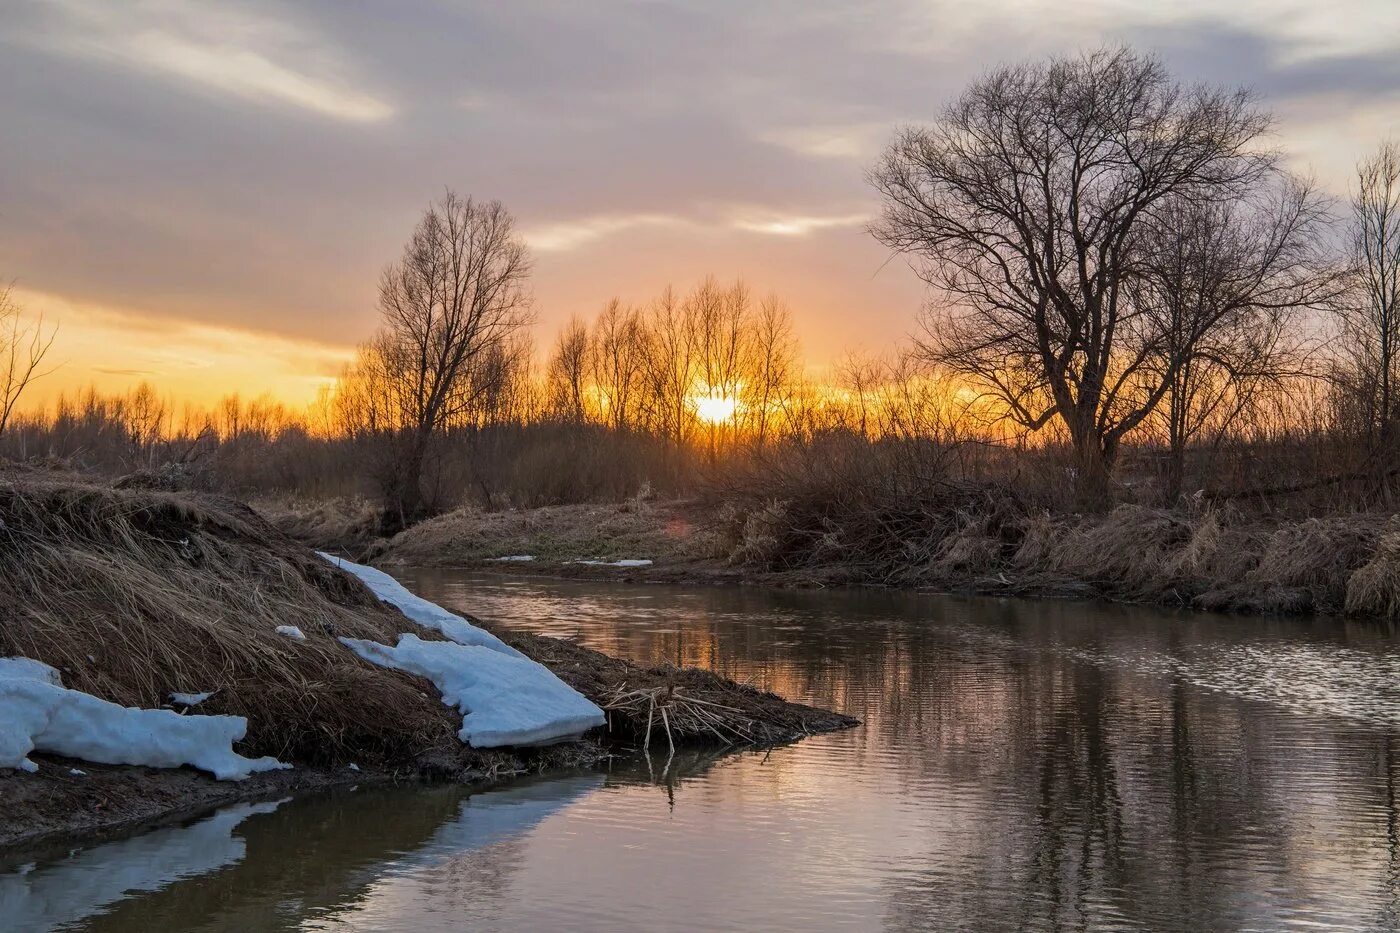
757 124 888 161
21 0 392 122
521 214 693 253
728 211 871 237
522 206 870 253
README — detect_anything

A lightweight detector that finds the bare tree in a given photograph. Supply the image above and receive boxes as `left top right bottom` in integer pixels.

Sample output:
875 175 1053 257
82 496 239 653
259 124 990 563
1334 140 1400 453
1131 182 1333 503
871 48 1299 504
745 295 797 449
0 287 57 437
547 316 591 423
641 286 697 449
350 191 532 522
589 299 647 432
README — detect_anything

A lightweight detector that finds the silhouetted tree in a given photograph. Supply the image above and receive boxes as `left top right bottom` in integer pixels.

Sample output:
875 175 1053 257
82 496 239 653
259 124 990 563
347 191 532 523
872 48 1307 505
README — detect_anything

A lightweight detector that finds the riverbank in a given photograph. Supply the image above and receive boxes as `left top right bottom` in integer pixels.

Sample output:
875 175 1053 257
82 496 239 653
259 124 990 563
299 495 1400 621
0 477 855 855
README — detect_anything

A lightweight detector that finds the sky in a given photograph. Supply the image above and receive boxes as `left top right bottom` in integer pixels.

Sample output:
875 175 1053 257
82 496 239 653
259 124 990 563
2 0 1399 408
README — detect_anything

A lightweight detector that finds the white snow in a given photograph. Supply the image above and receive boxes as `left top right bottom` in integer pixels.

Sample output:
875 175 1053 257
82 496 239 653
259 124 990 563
275 625 307 641
339 634 605 748
69 768 85 776
489 555 535 562
319 553 526 659
572 558 653 567
321 553 606 747
169 691 214 707
0 658 288 780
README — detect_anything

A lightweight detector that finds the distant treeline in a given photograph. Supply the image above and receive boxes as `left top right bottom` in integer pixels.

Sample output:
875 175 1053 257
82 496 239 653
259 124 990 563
3 48 1399 528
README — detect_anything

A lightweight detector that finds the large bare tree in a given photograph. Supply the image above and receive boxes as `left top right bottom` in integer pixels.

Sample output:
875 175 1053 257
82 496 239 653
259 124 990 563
871 48 1320 503
350 191 532 522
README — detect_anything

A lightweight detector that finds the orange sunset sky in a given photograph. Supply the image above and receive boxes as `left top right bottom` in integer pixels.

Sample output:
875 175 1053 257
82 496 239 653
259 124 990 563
3 0 1399 409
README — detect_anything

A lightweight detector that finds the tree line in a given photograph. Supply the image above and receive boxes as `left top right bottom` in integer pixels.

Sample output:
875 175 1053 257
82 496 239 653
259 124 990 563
2 47 1398 522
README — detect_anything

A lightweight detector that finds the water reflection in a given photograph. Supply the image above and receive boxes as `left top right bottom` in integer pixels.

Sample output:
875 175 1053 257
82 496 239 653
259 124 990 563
10 775 604 932
10 574 1400 930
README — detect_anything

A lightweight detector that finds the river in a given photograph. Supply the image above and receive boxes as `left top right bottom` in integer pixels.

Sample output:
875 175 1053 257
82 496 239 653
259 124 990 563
12 570 1400 931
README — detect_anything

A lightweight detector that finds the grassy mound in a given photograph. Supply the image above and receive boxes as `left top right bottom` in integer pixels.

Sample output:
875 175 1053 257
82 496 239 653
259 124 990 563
377 499 703 567
0 476 463 769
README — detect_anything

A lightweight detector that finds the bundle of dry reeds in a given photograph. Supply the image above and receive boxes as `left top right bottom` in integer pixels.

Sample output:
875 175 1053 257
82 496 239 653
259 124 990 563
601 683 757 751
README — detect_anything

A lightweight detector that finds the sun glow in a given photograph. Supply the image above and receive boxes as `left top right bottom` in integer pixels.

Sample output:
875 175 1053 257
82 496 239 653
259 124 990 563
694 393 740 425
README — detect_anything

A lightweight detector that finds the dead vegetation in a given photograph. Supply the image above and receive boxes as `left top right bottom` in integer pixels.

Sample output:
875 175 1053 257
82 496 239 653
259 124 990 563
0 475 470 769
480 623 857 747
712 487 1400 620
0 473 853 789
375 496 710 567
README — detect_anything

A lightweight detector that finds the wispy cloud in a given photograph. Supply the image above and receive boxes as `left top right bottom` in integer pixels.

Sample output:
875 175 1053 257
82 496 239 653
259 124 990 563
25 0 392 122
757 123 887 161
521 213 692 253
728 211 870 237
523 207 871 253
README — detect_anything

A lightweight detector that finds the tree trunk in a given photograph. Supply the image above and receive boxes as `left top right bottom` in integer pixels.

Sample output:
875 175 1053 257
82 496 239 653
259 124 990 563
382 429 430 532
1070 421 1114 512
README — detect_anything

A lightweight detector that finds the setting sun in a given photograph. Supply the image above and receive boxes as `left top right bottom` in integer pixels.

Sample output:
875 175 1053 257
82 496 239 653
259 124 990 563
694 393 740 425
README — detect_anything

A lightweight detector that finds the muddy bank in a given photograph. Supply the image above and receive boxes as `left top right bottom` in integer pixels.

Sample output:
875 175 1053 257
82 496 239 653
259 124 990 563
0 738 608 864
331 497 1400 621
0 618 854 856
0 479 856 855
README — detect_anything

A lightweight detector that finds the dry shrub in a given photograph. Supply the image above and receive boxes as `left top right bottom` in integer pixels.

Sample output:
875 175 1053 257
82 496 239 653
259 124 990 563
1244 517 1381 596
1045 505 1196 591
1345 518 1400 620
257 496 386 557
1012 512 1060 568
933 516 1003 573
0 477 460 767
727 500 791 566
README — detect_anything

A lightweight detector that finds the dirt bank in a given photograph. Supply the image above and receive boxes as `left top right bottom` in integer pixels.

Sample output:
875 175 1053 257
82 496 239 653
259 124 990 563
0 478 857 854
341 496 1400 621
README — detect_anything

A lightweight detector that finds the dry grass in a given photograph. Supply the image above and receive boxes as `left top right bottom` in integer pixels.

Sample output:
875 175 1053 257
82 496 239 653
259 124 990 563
1345 518 1400 620
0 476 462 767
705 481 1400 619
378 497 698 566
601 684 757 751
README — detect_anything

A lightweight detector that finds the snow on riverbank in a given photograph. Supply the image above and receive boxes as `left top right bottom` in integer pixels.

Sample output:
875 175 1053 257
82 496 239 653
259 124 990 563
322 554 605 747
572 558 653 567
0 659 287 781
340 634 605 747
320 553 526 658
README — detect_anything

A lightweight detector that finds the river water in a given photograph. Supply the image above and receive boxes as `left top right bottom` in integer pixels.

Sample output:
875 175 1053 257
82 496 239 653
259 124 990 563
13 571 1400 931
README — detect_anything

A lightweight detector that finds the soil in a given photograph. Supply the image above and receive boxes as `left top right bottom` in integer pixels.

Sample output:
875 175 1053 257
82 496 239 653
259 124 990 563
1 628 857 859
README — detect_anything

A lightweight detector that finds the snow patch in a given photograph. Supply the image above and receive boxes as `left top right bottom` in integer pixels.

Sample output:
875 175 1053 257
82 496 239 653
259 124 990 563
319 553 525 659
339 634 605 748
489 555 536 562
0 657 288 780
572 558 653 567
170 691 214 707
275 625 307 641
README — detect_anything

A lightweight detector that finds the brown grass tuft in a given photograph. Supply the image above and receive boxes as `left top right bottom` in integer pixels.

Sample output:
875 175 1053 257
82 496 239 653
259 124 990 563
0 477 461 767
1345 518 1400 620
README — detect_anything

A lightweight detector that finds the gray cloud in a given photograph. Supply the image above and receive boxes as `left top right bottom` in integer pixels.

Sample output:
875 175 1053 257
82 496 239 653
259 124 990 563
1 0 1397 366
